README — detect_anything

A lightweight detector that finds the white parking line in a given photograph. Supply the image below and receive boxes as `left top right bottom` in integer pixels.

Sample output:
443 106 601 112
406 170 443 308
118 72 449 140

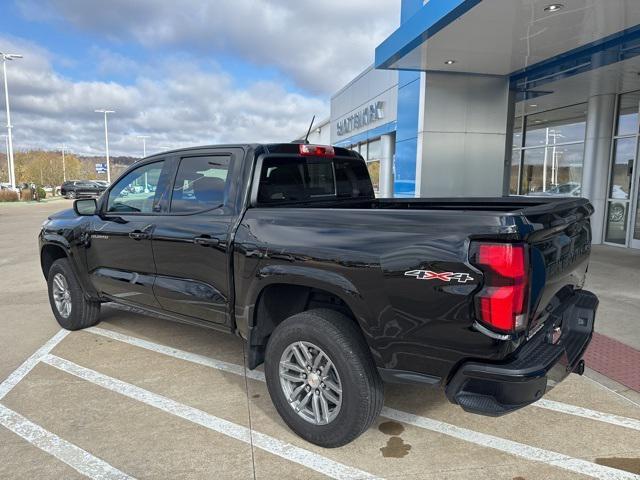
86 326 640 480
0 329 69 400
0 329 136 479
89 326 640 433
0 404 134 480
535 399 640 432
87 327 265 382
42 354 380 480
381 407 639 480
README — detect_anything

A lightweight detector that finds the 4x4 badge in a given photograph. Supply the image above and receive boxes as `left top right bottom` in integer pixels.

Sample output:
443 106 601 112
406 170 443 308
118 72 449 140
404 270 474 284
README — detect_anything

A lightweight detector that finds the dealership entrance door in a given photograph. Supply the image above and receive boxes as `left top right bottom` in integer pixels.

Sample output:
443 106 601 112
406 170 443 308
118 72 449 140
605 92 640 249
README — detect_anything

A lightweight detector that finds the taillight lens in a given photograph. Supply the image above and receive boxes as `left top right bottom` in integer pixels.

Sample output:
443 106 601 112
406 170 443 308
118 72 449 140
299 144 335 157
470 243 529 333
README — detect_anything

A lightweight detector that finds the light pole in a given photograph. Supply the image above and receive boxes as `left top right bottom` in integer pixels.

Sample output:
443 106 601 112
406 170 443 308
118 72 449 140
137 135 149 193
136 135 149 158
95 109 115 183
1 52 22 189
136 135 150 192
1 134 7 184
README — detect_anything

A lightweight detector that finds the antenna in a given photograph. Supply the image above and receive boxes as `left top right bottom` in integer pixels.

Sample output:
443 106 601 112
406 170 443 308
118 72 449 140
290 115 317 144
303 115 316 144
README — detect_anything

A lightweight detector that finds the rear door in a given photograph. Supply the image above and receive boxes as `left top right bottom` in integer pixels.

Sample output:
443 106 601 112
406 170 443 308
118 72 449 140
151 148 244 325
86 159 171 307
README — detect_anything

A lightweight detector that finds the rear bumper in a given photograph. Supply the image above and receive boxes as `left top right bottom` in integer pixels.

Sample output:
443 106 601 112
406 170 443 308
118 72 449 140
445 289 598 416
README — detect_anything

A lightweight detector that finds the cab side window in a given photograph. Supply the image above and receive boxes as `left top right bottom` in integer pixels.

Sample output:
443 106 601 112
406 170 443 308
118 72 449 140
170 155 230 213
106 161 165 213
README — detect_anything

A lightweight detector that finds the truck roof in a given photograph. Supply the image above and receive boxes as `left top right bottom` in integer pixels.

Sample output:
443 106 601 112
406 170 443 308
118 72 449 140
144 143 358 161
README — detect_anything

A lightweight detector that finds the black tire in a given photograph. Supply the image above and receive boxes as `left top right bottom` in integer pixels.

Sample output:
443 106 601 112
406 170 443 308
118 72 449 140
66 191 76 199
47 258 100 330
264 308 384 447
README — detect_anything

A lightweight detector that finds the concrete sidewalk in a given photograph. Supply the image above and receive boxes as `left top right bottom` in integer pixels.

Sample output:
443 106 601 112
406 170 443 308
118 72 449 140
583 245 640 401
586 245 640 350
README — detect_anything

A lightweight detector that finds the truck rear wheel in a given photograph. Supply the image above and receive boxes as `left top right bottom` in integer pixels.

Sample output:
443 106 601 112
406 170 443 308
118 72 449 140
264 308 383 447
47 258 101 330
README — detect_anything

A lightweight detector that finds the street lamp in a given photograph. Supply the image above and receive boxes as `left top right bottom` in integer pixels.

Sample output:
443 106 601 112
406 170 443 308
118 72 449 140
95 109 115 183
1 134 8 184
136 135 150 192
1 52 22 189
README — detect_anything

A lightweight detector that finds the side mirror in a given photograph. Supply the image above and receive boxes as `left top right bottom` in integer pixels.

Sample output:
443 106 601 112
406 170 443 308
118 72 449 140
73 198 97 216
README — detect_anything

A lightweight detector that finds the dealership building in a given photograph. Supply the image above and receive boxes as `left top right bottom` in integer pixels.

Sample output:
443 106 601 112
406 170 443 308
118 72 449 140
323 0 640 250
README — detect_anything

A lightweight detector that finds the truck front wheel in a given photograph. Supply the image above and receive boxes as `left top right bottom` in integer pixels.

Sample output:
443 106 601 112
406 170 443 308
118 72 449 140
264 308 383 447
47 258 101 330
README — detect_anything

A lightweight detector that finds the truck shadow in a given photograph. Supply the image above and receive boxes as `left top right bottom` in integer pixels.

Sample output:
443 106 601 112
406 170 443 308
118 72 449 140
98 303 450 426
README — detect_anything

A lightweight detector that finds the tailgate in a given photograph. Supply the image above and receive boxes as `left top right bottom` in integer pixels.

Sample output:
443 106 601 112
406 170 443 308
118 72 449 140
521 198 594 337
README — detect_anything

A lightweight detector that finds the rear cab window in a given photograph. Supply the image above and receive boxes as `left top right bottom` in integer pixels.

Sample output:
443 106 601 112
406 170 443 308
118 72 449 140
256 155 374 205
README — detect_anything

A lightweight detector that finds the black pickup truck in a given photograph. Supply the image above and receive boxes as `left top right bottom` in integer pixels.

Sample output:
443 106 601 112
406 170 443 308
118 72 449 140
39 143 598 447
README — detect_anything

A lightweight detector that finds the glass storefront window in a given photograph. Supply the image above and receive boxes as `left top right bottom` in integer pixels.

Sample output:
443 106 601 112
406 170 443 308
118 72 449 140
616 92 640 137
510 150 520 194
511 103 586 196
610 138 636 200
368 139 381 161
521 148 545 194
635 189 640 241
360 142 368 161
605 201 629 244
367 161 380 192
513 118 523 149
346 140 381 194
521 144 584 195
366 139 381 193
524 104 587 148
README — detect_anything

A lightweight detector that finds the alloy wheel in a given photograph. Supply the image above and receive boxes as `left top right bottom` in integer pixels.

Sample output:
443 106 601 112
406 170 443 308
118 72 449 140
279 341 342 425
52 273 72 318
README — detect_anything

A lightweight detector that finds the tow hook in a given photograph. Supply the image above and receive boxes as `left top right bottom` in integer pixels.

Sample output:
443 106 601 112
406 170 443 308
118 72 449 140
572 359 585 375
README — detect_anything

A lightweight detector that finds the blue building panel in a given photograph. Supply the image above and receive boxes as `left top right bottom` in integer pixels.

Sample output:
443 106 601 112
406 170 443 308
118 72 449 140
376 0 482 70
394 137 419 197
333 121 397 148
391 0 425 198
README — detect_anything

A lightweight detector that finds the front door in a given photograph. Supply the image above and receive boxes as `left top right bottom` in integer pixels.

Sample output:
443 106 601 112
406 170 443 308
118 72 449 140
151 149 241 325
630 164 640 249
604 92 640 248
86 159 170 308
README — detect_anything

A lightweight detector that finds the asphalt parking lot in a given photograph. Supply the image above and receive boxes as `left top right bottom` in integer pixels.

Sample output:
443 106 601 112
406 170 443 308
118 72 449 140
1 200 640 480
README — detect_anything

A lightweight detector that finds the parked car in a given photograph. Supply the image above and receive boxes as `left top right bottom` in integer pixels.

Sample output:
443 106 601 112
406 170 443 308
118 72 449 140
60 180 108 199
529 182 582 197
40 143 598 447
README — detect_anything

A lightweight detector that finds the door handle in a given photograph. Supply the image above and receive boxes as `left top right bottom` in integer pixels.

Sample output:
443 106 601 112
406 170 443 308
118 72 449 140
194 236 220 247
129 230 150 241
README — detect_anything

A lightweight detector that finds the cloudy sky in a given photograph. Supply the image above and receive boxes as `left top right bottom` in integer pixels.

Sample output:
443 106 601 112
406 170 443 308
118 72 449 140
0 0 399 157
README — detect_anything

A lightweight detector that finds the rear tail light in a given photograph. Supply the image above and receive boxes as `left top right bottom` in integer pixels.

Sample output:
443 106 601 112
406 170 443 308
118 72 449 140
470 243 529 333
299 144 335 157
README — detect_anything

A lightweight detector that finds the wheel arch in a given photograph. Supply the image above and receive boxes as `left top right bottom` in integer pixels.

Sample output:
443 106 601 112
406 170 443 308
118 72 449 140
244 266 376 369
40 242 69 279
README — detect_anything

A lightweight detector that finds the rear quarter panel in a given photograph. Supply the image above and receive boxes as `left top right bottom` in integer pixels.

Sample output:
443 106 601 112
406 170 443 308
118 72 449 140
235 207 524 382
